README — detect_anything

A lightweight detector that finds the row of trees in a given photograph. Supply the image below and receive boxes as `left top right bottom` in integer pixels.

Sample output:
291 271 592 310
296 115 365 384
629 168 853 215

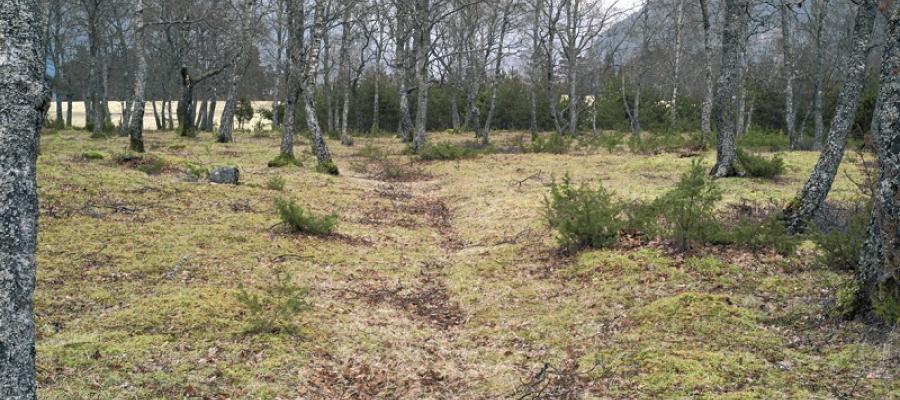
44 1 879 149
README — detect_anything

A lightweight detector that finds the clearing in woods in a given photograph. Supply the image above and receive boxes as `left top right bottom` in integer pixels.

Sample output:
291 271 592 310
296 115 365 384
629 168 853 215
36 129 898 398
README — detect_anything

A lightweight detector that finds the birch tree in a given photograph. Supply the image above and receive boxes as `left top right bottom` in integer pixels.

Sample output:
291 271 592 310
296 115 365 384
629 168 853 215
0 1 49 398
128 0 147 152
302 0 339 173
710 0 748 178
780 0 798 149
480 0 515 145
853 0 900 324
278 0 302 162
218 0 257 143
782 0 877 233
698 0 714 140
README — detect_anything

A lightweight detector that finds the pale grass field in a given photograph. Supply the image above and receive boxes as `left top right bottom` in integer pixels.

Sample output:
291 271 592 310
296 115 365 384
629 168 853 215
33 130 898 399
48 101 275 130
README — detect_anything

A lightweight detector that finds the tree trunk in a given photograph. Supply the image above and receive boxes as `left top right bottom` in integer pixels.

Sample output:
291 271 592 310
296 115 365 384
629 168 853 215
670 0 685 129
854 1 900 323
196 99 208 129
450 93 460 131
781 0 798 149
372 56 381 133
782 0 877 233
396 9 413 142
411 0 431 152
303 0 337 173
323 31 335 135
218 0 255 143
128 0 147 152
633 77 641 135
0 2 48 398
54 94 63 126
87 2 102 137
218 67 238 141
161 100 168 129
529 0 542 139
699 0 713 143
206 89 217 131
710 0 748 178
279 0 301 159
812 0 828 150
481 3 511 146
565 0 578 137
66 95 72 127
178 69 197 137
166 100 174 130
152 100 161 130
338 3 353 146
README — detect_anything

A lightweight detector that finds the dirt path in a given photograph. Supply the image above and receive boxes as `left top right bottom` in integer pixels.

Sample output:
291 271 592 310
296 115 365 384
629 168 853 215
300 169 482 398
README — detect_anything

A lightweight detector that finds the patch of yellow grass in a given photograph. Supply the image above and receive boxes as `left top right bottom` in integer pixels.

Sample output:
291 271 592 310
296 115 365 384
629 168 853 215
34 130 897 398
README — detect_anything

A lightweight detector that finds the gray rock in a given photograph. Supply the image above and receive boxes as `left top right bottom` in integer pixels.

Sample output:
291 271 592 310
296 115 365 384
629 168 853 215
209 166 240 184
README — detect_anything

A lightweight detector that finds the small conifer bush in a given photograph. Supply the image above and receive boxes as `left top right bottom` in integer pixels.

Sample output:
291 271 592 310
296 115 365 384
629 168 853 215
737 149 785 178
266 175 286 191
544 173 623 251
275 197 336 235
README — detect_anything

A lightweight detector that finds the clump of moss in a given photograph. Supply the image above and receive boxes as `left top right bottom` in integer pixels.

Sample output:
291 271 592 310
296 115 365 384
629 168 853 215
315 160 339 175
635 292 779 350
115 153 168 175
268 153 301 168
184 162 209 179
81 150 106 160
274 197 336 235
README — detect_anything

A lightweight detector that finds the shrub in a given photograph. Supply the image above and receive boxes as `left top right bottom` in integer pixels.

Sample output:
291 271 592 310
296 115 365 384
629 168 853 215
252 120 269 138
275 197 337 235
356 142 387 161
627 133 702 155
267 175 286 191
810 202 870 271
737 149 785 178
599 131 626 153
714 215 801 256
234 267 309 336
528 133 570 154
184 162 208 178
268 153 301 168
235 98 254 130
415 141 482 160
81 150 105 160
736 130 789 151
258 104 284 123
651 161 722 250
544 173 624 251
378 160 428 182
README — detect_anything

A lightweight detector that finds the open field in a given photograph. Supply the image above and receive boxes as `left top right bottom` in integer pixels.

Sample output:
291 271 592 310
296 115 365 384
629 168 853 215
35 130 898 398
47 101 276 130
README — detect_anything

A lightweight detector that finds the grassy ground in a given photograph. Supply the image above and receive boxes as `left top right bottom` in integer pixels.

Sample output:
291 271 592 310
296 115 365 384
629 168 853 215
35 129 898 399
